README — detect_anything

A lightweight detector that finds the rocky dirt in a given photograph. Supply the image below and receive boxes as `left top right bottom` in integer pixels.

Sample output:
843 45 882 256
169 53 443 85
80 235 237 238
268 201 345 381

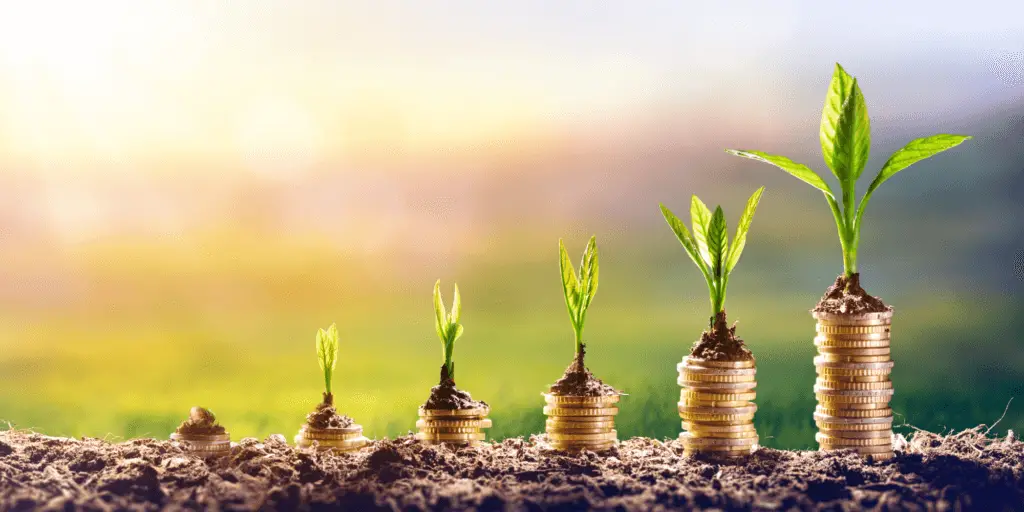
0 427 1021 511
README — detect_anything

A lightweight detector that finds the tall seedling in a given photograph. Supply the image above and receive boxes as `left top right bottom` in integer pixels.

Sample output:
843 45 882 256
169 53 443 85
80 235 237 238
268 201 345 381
726 64 969 282
559 236 599 357
316 323 339 404
660 188 764 328
433 280 463 382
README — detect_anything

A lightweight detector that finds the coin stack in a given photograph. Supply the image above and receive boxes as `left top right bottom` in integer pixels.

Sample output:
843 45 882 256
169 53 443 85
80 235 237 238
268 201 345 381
295 423 369 452
416 406 492 446
542 394 619 452
676 356 759 458
812 310 895 460
170 432 231 457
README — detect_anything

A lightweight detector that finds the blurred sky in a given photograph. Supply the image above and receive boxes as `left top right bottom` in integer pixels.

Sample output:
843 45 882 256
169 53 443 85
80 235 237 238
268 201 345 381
0 1 1021 175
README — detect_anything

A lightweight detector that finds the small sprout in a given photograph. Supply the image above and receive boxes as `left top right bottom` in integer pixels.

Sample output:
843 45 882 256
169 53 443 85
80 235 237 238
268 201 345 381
433 280 464 382
315 323 339 401
559 236 599 356
726 63 970 278
661 187 765 326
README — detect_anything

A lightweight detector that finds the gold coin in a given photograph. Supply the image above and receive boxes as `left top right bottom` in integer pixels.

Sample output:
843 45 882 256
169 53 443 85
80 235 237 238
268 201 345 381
297 436 369 449
816 374 889 383
683 357 756 369
679 412 755 423
816 347 892 358
814 333 889 345
299 426 365 440
813 411 893 424
816 324 891 335
543 406 618 417
679 431 758 446
678 403 757 415
678 399 754 409
547 426 614 435
812 310 893 325
547 431 617 442
817 354 892 363
816 406 893 418
548 441 616 451
543 394 621 405
864 451 896 460
679 371 757 383
816 421 892 432
816 432 891 446
818 428 892 439
681 421 755 433
822 402 892 410
416 432 486 442
678 379 758 392
683 429 758 439
170 433 231 443
816 392 893 404
681 390 757 402
416 418 493 429
419 407 489 418
547 417 616 426
815 379 893 391
418 426 483 434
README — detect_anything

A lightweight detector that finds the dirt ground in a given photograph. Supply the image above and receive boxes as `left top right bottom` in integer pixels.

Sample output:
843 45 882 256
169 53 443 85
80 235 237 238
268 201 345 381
0 426 1021 511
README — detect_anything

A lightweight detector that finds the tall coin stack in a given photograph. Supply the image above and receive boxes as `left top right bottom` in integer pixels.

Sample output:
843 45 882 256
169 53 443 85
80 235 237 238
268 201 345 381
677 356 758 458
295 424 369 452
543 394 619 452
170 432 231 457
416 406 492 446
812 310 895 460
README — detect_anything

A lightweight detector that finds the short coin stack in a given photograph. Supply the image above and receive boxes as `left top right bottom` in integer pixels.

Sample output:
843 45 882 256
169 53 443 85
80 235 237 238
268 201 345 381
677 356 758 458
812 310 895 460
170 432 231 457
416 406 492 446
543 394 619 452
295 424 369 452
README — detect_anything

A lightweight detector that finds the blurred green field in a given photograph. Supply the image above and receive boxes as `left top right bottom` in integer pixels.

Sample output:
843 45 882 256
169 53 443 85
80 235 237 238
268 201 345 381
1 235 1021 449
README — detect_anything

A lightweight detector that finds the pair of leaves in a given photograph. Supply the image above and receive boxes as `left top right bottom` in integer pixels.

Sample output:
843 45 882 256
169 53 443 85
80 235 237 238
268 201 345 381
726 63 971 272
315 323 339 392
660 187 764 315
433 280 464 367
559 236 599 341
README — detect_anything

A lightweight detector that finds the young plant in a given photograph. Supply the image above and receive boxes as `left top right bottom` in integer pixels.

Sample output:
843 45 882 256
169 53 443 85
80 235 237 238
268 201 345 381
315 323 339 403
559 236 599 356
726 63 970 280
433 279 463 382
660 188 764 328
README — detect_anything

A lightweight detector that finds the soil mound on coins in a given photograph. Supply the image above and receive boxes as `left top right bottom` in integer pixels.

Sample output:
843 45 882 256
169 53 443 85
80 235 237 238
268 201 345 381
1 426 1021 510
689 310 754 361
423 365 488 410
548 344 621 397
306 393 355 429
814 273 891 314
175 409 226 436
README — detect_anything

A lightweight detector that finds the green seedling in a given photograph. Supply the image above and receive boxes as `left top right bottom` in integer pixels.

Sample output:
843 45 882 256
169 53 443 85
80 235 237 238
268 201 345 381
559 236 599 356
727 63 970 279
315 323 339 404
660 188 764 327
433 279 463 382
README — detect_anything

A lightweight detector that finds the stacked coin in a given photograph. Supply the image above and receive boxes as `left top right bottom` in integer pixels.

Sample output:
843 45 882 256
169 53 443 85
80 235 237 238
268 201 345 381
416 406 492 446
812 310 895 460
677 356 758 458
170 432 231 457
295 424 369 452
543 394 619 452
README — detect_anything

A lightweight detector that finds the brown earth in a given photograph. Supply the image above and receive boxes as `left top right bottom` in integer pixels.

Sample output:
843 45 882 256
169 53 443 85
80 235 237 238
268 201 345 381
0 427 1021 510
305 393 355 429
176 407 226 436
548 344 621 396
814 273 891 314
423 364 487 410
689 310 754 361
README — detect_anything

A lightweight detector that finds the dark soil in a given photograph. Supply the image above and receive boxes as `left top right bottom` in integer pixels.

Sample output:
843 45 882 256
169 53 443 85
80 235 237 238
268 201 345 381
1 427 1021 510
814 273 892 314
423 364 488 410
305 393 355 429
176 407 226 436
689 310 754 361
548 344 621 396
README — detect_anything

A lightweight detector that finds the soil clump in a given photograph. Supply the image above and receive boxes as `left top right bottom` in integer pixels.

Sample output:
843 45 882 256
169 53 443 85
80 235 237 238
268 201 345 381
548 344 621 396
423 364 487 410
175 407 226 436
689 310 754 361
814 273 891 314
306 393 355 429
